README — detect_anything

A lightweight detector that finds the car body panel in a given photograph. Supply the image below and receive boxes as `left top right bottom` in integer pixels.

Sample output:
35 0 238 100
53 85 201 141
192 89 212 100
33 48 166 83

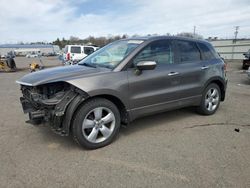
16 65 110 86
127 63 182 109
16 36 227 136
66 71 130 108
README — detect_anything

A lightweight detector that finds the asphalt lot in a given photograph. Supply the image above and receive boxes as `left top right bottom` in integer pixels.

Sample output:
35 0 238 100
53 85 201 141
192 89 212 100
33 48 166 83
0 57 250 188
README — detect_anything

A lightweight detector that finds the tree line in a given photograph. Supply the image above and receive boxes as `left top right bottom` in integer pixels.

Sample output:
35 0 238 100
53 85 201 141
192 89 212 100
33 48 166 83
52 34 129 49
52 32 204 49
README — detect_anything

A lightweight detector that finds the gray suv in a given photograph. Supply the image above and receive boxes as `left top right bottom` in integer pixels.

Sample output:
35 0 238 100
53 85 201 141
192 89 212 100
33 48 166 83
17 36 227 149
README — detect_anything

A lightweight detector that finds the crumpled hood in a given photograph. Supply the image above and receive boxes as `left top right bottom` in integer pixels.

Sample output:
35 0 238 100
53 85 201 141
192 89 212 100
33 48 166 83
16 65 109 86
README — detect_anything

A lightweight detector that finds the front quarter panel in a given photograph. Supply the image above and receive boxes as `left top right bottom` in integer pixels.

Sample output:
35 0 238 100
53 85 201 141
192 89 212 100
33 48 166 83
66 71 129 108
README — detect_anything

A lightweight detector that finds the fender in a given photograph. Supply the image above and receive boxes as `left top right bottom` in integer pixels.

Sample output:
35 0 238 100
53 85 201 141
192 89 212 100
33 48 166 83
61 95 86 136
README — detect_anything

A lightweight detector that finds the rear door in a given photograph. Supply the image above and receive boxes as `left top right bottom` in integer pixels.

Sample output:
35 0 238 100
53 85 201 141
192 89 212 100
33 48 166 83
173 40 204 99
127 40 183 116
70 46 82 60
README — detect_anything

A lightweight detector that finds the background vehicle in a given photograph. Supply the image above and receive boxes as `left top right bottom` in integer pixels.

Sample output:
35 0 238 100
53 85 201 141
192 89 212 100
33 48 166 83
0 55 16 72
29 57 44 72
242 49 250 70
17 36 227 149
26 53 40 58
44 52 57 57
63 45 99 62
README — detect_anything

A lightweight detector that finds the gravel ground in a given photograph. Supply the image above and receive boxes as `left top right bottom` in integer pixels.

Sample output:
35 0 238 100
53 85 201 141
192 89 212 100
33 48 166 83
0 57 249 188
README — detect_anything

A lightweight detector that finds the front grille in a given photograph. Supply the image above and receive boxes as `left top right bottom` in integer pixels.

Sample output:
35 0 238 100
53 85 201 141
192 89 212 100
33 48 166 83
22 87 33 101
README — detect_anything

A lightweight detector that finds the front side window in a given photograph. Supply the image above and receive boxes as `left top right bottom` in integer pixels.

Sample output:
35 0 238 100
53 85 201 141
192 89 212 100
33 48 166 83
175 40 201 63
133 40 174 65
71 46 81 53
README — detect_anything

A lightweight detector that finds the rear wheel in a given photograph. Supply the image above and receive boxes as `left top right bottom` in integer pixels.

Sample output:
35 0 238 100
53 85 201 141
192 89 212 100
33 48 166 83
197 83 221 115
72 98 121 149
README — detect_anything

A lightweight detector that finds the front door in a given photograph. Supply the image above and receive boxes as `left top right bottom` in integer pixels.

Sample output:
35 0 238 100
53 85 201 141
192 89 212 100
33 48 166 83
127 39 182 118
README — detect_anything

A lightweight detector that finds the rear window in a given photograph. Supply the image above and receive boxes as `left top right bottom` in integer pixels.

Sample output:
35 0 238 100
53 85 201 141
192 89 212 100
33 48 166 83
197 42 215 60
70 46 81 53
175 40 201 63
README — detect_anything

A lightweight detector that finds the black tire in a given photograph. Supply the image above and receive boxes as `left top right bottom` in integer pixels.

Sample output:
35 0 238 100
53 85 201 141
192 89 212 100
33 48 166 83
197 83 221 115
72 98 121 149
242 64 249 70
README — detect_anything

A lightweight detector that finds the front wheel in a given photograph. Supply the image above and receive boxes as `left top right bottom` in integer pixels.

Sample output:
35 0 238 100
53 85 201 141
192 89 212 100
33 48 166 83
197 83 221 115
72 98 121 149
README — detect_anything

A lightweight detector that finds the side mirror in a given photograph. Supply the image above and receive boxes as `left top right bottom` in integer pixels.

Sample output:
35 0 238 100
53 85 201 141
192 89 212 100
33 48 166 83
136 61 157 71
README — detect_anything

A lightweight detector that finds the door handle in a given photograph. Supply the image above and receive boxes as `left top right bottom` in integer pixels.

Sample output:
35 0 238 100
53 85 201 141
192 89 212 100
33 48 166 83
168 72 179 76
201 66 209 70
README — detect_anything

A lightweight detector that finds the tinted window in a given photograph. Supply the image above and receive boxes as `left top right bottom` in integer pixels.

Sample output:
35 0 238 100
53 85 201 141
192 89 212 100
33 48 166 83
133 40 174 65
84 47 94 55
197 42 215 60
207 43 220 59
176 40 201 63
71 46 81 53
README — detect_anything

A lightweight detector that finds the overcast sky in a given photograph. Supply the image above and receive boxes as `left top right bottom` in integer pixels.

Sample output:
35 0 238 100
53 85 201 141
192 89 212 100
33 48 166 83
0 0 250 43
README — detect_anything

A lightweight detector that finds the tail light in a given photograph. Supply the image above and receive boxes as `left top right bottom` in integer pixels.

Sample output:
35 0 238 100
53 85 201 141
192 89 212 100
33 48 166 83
66 53 70 60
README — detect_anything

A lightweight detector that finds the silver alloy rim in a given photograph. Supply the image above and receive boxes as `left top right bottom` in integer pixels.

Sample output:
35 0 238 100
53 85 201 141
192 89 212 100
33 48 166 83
205 88 219 112
82 107 116 143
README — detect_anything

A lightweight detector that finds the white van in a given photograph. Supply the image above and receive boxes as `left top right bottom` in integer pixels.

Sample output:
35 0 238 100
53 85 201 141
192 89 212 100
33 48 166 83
63 45 99 62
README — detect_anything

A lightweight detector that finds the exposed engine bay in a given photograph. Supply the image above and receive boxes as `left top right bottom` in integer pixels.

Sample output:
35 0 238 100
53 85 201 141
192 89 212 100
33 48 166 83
19 82 88 135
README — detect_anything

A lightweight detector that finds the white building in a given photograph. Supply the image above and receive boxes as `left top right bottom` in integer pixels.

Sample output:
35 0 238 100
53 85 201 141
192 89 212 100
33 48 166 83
210 39 250 60
0 44 60 56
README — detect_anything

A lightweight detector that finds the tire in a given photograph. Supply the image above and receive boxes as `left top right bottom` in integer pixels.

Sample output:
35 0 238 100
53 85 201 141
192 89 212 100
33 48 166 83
72 98 121 149
197 83 221 115
242 64 248 70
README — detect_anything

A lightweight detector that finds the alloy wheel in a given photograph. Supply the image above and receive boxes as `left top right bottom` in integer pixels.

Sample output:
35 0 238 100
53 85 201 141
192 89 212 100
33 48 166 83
205 88 219 112
82 107 116 143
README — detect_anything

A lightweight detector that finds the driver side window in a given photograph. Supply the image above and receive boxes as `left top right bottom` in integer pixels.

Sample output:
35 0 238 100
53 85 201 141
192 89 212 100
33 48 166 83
133 40 174 66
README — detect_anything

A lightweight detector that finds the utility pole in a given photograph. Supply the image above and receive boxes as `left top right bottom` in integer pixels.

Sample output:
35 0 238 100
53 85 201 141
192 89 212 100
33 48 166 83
234 26 239 43
193 26 196 36
232 26 239 59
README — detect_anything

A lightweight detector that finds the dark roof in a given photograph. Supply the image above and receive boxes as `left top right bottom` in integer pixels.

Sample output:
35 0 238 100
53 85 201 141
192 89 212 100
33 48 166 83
0 44 55 48
127 35 208 43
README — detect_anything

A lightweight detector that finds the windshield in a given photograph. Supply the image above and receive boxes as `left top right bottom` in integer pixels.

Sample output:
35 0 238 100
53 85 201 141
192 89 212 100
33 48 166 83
78 39 144 69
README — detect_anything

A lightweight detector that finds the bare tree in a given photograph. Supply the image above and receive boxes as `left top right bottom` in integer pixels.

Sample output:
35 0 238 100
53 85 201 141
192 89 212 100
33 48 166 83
176 32 203 39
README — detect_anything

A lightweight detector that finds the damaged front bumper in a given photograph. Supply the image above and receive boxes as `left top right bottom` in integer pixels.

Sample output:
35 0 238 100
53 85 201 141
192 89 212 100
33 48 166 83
19 83 87 136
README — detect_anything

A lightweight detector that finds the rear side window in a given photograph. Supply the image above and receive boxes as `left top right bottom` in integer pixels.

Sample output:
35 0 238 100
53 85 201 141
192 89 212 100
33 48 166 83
197 42 215 60
70 46 81 53
175 40 201 63
133 40 174 65
84 47 94 55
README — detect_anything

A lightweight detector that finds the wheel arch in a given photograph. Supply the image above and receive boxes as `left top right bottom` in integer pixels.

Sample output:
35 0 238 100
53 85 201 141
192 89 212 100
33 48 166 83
204 77 226 101
92 94 129 124
66 93 130 135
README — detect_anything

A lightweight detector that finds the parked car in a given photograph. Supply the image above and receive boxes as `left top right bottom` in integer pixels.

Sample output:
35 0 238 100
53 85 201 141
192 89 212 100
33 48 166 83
26 53 40 58
45 52 57 57
63 45 99 62
16 36 227 149
242 49 250 70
